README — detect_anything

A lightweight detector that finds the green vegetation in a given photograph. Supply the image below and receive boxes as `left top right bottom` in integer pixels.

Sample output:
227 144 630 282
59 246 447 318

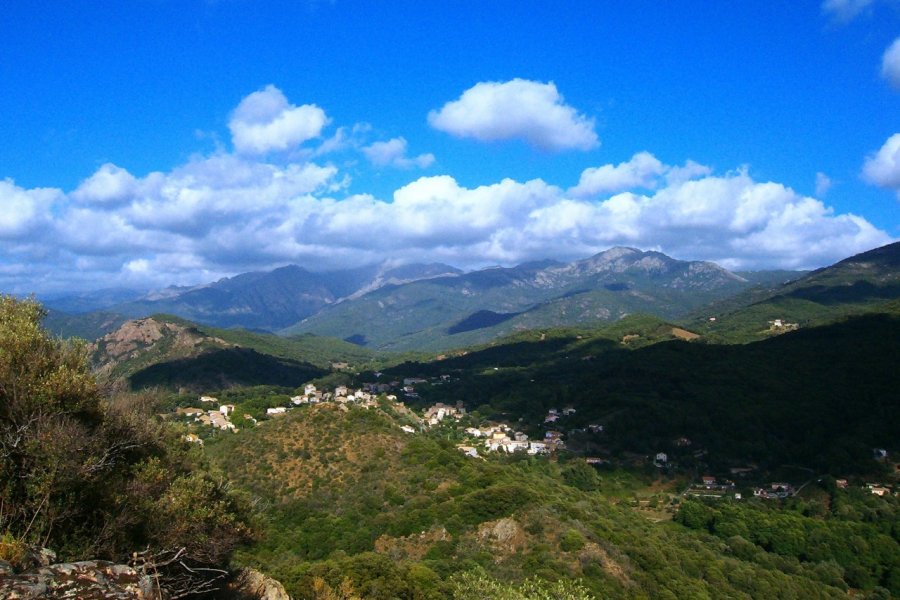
0 297 251 596
42 307 128 340
205 401 895 598
690 241 900 343
281 248 752 352
129 346 325 391
676 488 900 595
16 244 900 598
387 312 900 475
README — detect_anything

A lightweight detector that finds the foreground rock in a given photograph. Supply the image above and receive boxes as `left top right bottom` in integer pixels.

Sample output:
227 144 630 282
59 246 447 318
0 560 158 599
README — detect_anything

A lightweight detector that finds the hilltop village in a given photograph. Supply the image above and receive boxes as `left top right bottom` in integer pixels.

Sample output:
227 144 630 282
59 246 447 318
172 375 897 501
174 377 567 458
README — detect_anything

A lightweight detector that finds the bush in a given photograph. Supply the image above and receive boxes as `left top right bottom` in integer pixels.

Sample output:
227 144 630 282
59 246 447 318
0 297 252 596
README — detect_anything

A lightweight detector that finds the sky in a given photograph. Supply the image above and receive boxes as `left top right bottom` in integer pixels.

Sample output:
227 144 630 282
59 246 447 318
1 0 900 294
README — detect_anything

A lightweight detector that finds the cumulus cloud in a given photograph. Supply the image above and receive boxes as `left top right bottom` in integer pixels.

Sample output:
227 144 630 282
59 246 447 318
0 179 59 239
821 0 874 22
2 158 894 295
362 137 435 169
428 79 599 151
229 85 329 154
881 38 900 90
862 133 900 193
569 152 666 197
0 84 893 295
71 163 140 205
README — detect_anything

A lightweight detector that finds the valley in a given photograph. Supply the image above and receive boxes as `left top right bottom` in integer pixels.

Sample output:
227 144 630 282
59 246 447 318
4 241 900 599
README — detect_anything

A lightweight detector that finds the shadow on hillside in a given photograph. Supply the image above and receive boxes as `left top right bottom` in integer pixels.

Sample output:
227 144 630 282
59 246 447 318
447 310 521 334
785 281 900 305
129 347 325 391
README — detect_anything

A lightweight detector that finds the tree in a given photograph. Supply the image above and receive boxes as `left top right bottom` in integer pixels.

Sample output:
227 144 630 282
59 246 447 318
0 296 252 597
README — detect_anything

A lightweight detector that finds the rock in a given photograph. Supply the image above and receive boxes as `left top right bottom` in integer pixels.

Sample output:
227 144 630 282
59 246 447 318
230 568 292 600
0 559 160 599
0 559 14 576
476 517 527 558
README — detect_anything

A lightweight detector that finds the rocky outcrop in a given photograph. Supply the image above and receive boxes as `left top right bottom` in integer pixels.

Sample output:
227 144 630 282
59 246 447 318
89 317 231 379
229 568 292 600
0 560 159 599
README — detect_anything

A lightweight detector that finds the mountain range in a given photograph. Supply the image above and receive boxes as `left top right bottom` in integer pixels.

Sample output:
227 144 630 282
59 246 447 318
281 247 785 350
42 247 799 350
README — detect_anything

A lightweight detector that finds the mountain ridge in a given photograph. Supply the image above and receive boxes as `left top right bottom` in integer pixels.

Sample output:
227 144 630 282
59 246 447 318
282 247 769 350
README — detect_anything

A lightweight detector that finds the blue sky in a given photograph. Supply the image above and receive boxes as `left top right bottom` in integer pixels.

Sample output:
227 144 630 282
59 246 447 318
1 1 899 293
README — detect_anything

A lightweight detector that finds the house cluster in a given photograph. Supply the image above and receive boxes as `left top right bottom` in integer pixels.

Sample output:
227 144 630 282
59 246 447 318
768 318 799 332
401 377 429 399
543 407 576 424
287 383 381 409
866 482 894 497
835 478 894 496
460 424 561 457
177 397 238 433
423 402 465 425
685 475 737 498
753 482 795 499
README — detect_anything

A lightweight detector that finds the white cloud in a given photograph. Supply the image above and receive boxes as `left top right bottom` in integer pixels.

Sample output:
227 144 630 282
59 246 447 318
0 179 58 239
0 84 893 295
821 0 874 22
881 38 900 90
71 163 139 205
428 79 598 151
362 137 435 169
815 172 833 197
229 85 329 154
569 152 666 197
862 133 900 193
4 156 894 295
123 154 339 235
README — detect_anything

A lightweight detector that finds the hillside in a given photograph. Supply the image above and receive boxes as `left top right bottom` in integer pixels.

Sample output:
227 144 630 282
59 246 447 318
205 401 898 599
91 315 325 390
691 241 900 342
42 307 129 340
381 312 900 475
110 262 462 331
283 247 759 351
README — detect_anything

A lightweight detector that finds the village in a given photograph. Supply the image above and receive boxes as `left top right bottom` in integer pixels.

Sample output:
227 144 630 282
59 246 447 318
174 377 897 500
173 376 573 458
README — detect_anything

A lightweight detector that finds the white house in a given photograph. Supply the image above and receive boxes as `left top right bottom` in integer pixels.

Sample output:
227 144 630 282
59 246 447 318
457 446 479 458
527 442 549 455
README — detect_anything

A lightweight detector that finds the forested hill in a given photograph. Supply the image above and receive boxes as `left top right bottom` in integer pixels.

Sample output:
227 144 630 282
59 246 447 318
205 395 900 598
383 311 900 475
692 240 900 342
